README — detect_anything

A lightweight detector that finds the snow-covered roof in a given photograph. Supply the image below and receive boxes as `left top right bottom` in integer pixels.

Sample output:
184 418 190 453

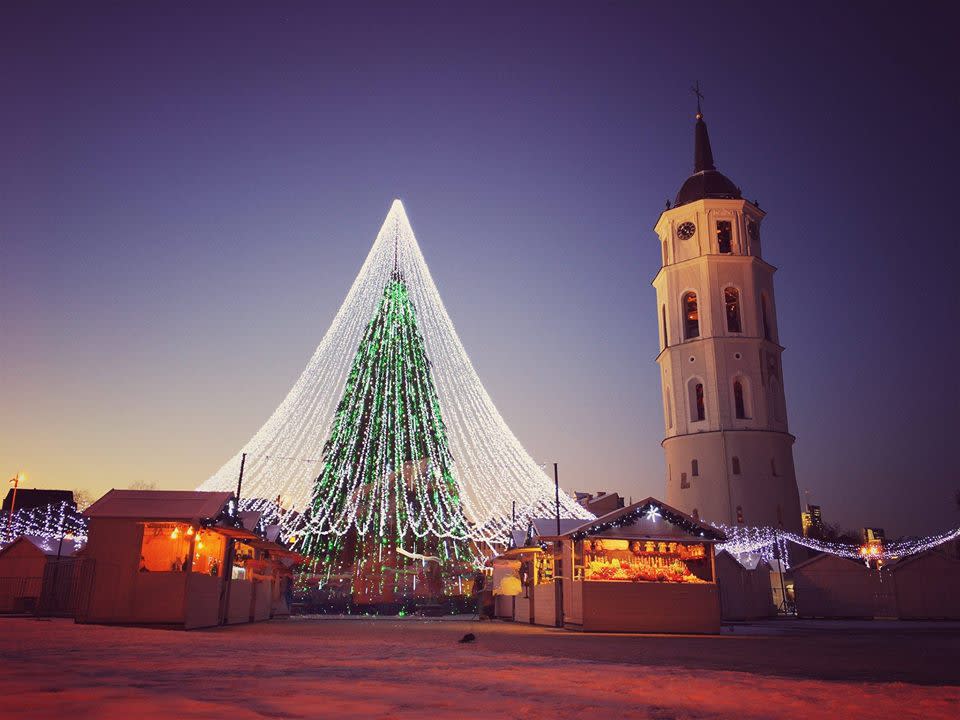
0 534 81 558
563 497 727 542
84 490 233 523
716 550 771 571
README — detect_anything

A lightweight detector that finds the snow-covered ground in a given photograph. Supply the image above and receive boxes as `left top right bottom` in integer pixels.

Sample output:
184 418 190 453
1 616 957 719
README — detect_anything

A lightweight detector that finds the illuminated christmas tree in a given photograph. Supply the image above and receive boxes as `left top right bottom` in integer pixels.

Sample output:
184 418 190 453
302 268 474 603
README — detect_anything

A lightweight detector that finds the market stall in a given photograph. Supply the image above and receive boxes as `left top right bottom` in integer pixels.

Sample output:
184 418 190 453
892 539 960 620
493 545 543 624
541 498 726 633
792 553 896 619
0 535 80 613
79 489 297 629
715 551 776 620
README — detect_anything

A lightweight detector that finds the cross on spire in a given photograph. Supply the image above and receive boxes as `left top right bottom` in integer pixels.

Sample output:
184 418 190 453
691 81 704 118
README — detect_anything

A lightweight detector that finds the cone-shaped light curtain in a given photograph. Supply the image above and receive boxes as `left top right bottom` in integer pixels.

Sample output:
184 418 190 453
198 200 592 543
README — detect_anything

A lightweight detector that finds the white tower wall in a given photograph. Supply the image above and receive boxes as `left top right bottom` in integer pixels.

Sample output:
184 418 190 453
653 189 802 532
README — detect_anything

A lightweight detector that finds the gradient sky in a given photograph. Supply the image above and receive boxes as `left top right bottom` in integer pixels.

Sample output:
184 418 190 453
2 2 957 536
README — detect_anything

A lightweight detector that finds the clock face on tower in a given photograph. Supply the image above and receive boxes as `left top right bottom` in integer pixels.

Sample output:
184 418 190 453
677 221 696 241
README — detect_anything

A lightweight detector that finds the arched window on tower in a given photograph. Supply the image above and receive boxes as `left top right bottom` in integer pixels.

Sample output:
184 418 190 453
761 294 772 341
716 220 732 253
662 305 669 348
662 240 669 265
683 292 699 339
665 389 673 429
689 380 706 422
734 380 747 419
691 459 699 477
732 456 741 475
724 287 742 333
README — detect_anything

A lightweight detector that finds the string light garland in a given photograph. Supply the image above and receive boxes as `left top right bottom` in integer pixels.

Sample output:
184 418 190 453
716 524 960 569
197 200 592 548
3 499 958 575
1 501 87 548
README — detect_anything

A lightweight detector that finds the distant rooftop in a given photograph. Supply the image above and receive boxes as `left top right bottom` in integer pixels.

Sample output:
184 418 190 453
2 489 75 513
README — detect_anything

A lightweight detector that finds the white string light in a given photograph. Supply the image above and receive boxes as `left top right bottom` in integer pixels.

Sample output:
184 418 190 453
1 501 87 549
716 524 960 569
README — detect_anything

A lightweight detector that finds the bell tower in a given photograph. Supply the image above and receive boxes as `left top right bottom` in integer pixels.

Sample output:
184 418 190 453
653 95 802 533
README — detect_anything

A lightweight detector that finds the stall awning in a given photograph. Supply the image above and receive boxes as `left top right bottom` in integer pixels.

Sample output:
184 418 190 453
499 546 544 559
212 526 260 541
245 537 307 563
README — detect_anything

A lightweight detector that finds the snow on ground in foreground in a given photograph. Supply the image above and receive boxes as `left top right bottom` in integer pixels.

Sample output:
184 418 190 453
0 618 957 720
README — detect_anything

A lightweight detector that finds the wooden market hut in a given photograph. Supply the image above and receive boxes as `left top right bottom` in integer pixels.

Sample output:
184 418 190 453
0 535 80 613
715 551 776 621
891 539 960 620
792 553 896 619
512 498 726 633
79 489 301 629
498 520 583 626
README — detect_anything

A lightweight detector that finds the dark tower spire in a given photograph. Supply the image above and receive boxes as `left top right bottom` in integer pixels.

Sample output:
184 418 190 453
694 114 716 173
673 83 741 207
691 81 716 173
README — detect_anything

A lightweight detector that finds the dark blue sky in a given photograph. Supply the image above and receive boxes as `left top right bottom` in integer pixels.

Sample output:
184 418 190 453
2 2 957 536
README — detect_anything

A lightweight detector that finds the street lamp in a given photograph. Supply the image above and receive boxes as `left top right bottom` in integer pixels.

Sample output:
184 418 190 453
6 472 25 542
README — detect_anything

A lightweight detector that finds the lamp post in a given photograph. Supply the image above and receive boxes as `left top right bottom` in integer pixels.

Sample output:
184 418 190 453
552 463 564 629
6 472 24 543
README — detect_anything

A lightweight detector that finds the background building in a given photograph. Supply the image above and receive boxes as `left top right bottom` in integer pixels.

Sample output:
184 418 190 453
653 103 802 532
802 504 824 538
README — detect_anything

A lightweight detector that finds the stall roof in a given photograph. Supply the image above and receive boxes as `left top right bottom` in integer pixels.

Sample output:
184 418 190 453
530 518 587 537
556 497 726 542
716 550 771 571
789 552 875 573
84 490 233 523
887 538 958 572
238 510 262 531
0 535 81 559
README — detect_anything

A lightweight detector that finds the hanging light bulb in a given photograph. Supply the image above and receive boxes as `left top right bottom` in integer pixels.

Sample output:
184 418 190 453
170 527 179 540
187 526 194 536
